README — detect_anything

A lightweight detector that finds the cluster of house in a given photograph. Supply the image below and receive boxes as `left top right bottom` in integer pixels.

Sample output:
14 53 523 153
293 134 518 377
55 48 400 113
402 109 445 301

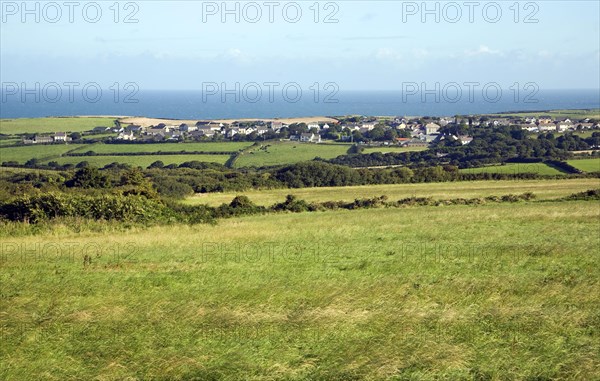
337 118 472 147
116 121 330 142
512 116 598 133
22 132 71 144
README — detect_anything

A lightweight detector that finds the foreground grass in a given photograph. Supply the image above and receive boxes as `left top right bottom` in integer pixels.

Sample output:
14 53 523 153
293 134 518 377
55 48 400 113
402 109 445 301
1 201 598 380
185 178 600 206
459 162 565 176
568 158 600 173
0 117 116 135
235 142 350 168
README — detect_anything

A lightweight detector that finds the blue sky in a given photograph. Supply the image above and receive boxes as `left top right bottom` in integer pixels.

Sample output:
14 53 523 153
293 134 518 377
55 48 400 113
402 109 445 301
2 0 599 91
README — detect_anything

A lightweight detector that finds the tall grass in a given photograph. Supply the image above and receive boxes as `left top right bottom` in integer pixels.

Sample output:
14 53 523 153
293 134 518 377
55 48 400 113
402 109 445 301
1 201 599 380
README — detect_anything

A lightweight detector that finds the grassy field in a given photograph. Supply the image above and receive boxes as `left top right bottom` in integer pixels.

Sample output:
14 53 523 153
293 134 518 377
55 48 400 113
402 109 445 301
459 163 565 176
45 154 230 167
0 117 117 135
0 144 86 164
69 142 253 154
362 146 428 154
185 178 600 206
568 158 600 172
1 200 599 380
235 142 350 168
492 108 600 120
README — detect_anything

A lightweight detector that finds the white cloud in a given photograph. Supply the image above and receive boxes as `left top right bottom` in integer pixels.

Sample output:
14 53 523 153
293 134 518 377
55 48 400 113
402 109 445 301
465 45 502 57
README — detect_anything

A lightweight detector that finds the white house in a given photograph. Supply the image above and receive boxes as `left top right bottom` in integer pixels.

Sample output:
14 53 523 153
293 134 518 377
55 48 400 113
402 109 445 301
425 123 441 135
300 133 321 143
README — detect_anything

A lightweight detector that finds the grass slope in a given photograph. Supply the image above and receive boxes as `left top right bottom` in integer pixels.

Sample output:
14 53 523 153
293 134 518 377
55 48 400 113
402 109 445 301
1 201 599 379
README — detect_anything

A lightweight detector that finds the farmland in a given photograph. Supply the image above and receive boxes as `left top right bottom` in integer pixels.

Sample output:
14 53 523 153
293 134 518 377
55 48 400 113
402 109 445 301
69 142 253 154
459 162 565 176
568 158 600 172
1 199 599 380
185 178 600 207
0 144 86 164
234 142 351 168
0 117 117 135
44 154 230 167
492 108 600 120
361 145 428 154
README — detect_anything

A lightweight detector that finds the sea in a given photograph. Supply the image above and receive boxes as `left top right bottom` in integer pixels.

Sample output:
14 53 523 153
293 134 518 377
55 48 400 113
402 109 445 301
1 89 599 120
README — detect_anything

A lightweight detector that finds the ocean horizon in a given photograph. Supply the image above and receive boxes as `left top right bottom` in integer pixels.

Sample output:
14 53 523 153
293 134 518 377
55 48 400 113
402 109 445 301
1 89 599 120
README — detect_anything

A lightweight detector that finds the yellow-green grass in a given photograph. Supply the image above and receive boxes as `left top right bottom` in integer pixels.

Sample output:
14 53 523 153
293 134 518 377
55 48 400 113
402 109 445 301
362 145 428 154
567 158 600 172
459 162 564 175
185 178 600 207
234 142 350 168
0 117 116 135
69 142 253 154
44 154 230 168
1 201 599 380
0 144 86 164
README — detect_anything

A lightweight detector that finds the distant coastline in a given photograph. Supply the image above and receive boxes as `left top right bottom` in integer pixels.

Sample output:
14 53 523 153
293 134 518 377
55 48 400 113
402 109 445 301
2 89 599 120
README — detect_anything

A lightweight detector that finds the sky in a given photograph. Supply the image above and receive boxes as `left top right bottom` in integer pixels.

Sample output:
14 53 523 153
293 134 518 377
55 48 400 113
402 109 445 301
1 0 599 91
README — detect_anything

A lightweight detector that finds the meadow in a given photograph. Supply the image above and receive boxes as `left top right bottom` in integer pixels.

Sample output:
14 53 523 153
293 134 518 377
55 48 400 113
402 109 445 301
567 158 600 173
234 142 351 168
69 142 253 154
1 200 598 380
185 178 600 207
0 117 116 135
459 162 565 176
45 154 230 167
0 144 86 164
361 146 428 154
492 108 600 120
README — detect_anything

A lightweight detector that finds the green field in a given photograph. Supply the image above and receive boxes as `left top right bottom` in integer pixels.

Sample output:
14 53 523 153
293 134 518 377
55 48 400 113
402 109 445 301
0 117 117 135
234 142 350 168
69 142 253 154
186 178 600 207
0 144 86 164
362 145 428 154
492 108 600 120
568 158 600 172
1 199 599 379
45 154 229 167
460 162 565 175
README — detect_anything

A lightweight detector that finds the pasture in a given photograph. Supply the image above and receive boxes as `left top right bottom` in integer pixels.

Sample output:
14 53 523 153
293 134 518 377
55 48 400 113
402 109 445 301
567 158 600 173
361 145 428 154
44 154 230 167
1 199 599 380
69 142 253 154
0 117 116 135
234 142 351 168
459 162 565 176
0 144 86 164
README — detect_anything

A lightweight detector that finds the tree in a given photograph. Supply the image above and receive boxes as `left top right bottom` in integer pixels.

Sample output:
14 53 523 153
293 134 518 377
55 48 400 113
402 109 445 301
67 167 110 188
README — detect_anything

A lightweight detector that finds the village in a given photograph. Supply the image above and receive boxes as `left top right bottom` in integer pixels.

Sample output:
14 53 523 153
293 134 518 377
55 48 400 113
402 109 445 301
20 114 600 147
